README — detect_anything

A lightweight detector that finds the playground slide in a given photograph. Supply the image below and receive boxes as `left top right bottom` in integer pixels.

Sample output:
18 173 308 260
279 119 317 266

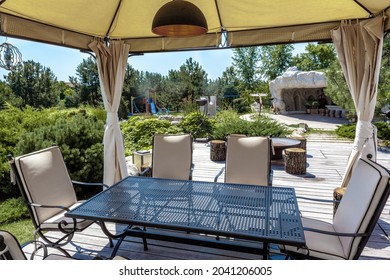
150 101 157 114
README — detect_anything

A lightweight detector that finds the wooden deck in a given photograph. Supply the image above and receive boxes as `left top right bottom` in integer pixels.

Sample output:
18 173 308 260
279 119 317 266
23 134 390 260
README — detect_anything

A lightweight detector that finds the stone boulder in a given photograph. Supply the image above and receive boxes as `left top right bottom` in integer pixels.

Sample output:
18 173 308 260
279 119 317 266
269 67 327 114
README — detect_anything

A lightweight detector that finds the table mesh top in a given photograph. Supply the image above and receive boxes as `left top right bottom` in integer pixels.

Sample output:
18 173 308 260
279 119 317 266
67 176 304 245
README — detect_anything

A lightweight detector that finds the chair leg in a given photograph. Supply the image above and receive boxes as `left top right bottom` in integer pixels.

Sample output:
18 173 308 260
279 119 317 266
377 222 389 240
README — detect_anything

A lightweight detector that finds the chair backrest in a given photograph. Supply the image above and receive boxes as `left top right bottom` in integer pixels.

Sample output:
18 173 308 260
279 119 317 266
152 134 193 180
0 230 26 260
10 146 77 226
333 158 390 259
225 135 271 185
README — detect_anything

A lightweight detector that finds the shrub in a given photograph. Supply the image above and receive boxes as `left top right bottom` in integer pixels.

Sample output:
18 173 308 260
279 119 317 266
211 110 290 140
179 112 215 139
15 112 105 184
335 121 390 140
232 97 251 114
122 117 183 154
335 123 356 139
0 198 29 225
375 122 390 140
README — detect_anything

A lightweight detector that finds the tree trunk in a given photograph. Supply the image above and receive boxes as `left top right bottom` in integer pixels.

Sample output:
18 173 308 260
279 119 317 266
210 140 226 161
284 148 306 174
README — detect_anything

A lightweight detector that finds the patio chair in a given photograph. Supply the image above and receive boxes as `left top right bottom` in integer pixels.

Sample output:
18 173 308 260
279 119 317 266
142 133 194 180
0 230 74 260
280 157 390 260
137 134 194 250
214 135 273 186
0 230 126 260
7 145 112 257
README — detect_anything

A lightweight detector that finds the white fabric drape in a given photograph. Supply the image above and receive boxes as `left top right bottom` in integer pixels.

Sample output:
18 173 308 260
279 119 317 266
331 16 385 188
89 40 130 186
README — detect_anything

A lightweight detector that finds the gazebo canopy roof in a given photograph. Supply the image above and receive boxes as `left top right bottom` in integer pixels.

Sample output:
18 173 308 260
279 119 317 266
0 0 389 53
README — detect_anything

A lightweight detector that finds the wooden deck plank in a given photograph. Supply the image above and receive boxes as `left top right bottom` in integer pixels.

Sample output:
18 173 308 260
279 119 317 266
22 135 390 260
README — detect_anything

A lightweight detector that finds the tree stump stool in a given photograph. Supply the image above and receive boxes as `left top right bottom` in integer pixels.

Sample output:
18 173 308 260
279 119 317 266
290 136 307 150
141 163 152 177
333 187 346 216
210 140 226 161
284 148 306 175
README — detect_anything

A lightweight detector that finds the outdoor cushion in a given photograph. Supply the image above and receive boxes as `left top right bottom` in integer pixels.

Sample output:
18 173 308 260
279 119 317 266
152 134 193 180
281 158 390 259
225 136 271 186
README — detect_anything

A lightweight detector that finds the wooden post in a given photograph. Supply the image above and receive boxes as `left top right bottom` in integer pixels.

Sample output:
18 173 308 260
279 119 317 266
284 148 306 174
210 140 226 161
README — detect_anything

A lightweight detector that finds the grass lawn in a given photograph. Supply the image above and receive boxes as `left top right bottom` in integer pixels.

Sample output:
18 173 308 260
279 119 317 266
0 219 34 245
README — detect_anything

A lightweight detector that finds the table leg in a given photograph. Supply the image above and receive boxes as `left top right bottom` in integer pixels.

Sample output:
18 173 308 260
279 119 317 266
263 242 269 260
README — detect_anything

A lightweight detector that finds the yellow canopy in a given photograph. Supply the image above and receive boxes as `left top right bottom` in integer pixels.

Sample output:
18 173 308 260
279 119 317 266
0 0 389 52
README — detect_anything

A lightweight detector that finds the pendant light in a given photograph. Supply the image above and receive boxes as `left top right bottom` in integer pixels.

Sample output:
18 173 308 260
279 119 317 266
152 1 208 37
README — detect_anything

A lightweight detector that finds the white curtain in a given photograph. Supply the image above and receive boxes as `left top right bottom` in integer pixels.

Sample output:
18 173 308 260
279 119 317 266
331 16 385 188
89 40 130 186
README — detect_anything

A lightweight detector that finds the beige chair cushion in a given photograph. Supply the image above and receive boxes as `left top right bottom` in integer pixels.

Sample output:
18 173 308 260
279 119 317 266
152 134 193 180
333 158 389 259
283 158 389 260
14 146 77 226
225 136 271 185
282 217 346 260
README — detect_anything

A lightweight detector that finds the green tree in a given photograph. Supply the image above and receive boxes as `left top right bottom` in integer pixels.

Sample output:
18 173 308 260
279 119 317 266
259 44 294 81
5 60 60 108
325 34 390 118
0 81 22 109
293 43 336 71
232 47 261 91
324 61 354 116
178 57 208 102
70 57 102 107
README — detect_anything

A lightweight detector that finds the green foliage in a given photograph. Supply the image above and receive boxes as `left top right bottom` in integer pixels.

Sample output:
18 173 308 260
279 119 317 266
259 44 294 81
15 112 105 183
5 60 60 108
70 57 101 107
323 61 355 117
335 122 390 141
232 47 261 91
232 97 251 114
335 123 356 139
375 122 390 140
211 110 290 140
0 198 29 225
293 43 336 71
122 117 183 154
179 112 215 139
0 219 34 245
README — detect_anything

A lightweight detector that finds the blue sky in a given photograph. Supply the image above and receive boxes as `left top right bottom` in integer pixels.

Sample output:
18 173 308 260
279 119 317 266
0 38 307 82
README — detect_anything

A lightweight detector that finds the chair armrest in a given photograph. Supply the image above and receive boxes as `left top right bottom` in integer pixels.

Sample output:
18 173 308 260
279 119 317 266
72 180 109 189
296 196 340 204
28 203 78 234
214 167 225 182
29 202 71 212
303 227 369 237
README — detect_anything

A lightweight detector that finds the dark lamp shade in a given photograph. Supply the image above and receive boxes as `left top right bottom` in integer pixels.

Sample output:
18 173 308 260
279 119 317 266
152 1 208 37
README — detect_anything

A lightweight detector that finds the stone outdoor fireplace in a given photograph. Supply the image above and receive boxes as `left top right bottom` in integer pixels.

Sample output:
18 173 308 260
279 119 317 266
269 67 329 114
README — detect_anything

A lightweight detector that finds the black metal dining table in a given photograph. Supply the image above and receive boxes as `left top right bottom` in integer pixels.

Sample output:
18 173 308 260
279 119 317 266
66 176 305 259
